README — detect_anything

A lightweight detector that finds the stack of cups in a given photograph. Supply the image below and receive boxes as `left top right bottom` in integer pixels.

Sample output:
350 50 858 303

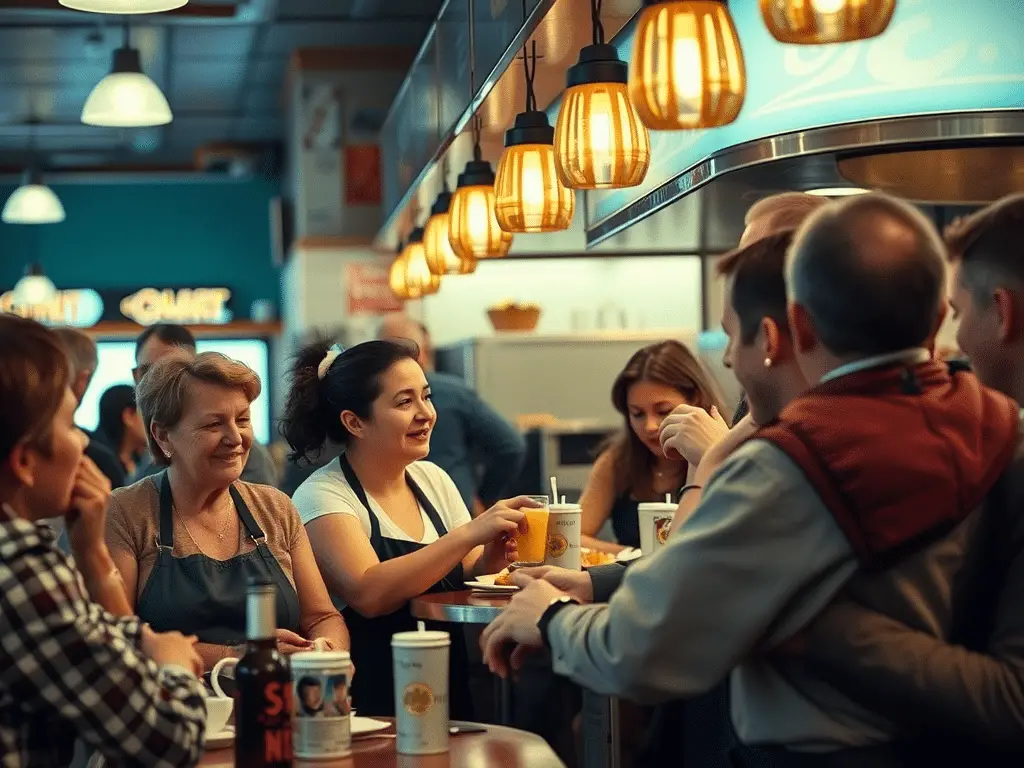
638 502 676 557
291 650 353 759
545 502 582 570
392 630 451 755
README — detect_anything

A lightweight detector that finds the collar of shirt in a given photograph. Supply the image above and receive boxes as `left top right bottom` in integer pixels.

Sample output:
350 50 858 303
819 348 931 385
0 503 57 543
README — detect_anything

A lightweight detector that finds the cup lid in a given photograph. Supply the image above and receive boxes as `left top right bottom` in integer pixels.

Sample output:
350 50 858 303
392 630 451 647
637 502 676 512
549 503 582 513
290 650 351 666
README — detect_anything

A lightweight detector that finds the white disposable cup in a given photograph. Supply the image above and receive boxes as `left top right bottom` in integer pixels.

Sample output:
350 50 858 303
545 503 582 570
392 631 450 755
291 650 353 759
638 502 677 556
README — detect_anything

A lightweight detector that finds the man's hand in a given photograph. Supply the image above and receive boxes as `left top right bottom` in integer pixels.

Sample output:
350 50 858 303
660 404 729 466
694 414 758 485
480 579 565 678
275 628 315 655
510 565 594 604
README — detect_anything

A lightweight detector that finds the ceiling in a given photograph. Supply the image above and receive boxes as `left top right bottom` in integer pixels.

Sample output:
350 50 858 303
0 0 441 174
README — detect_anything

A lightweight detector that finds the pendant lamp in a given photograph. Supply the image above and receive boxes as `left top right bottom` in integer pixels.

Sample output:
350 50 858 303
389 241 409 300
2 170 66 224
449 122 514 260
13 263 58 306
494 41 575 233
82 23 172 127
629 1 746 130
759 0 896 44
424 188 477 276
60 0 187 12
553 0 650 189
401 227 442 299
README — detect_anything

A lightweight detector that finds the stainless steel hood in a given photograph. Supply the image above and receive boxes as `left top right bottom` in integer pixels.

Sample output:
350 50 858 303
585 110 1024 251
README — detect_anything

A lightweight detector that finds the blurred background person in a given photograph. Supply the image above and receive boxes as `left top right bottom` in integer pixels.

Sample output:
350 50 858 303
93 384 147 478
580 340 726 554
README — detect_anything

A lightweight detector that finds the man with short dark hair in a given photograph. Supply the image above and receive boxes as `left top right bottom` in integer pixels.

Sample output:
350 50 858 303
482 193 1021 764
131 324 279 487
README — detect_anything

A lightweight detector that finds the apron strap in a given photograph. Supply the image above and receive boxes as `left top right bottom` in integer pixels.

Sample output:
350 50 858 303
338 454 383 546
158 471 175 550
407 475 449 537
228 484 277 573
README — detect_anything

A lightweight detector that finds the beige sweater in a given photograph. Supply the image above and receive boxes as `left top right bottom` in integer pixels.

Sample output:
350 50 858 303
106 476 302 603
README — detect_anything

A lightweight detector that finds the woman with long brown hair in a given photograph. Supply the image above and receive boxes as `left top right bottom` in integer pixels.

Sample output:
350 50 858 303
581 340 727 553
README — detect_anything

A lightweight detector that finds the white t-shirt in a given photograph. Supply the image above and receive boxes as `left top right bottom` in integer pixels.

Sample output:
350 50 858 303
292 458 472 544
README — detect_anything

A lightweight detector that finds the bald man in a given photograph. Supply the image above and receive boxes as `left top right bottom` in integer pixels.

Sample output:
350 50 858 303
377 315 526 511
483 193 1022 766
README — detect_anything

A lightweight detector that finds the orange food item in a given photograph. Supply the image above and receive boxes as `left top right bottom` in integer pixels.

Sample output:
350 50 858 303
494 569 515 586
581 549 616 567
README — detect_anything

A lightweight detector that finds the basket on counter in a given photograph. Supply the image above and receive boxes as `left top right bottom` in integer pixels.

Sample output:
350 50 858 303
487 303 541 332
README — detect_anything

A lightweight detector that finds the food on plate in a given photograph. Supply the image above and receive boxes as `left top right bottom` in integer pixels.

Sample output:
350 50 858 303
494 568 515 587
581 548 616 567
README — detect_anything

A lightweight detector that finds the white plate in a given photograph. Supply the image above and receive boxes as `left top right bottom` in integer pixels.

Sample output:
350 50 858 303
205 725 234 750
352 716 391 736
465 573 518 593
616 547 642 563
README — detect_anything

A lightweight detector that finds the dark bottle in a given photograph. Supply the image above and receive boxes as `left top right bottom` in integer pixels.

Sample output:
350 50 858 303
234 580 293 767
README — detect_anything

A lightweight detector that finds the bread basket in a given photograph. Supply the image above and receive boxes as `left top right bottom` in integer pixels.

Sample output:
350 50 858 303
487 302 541 332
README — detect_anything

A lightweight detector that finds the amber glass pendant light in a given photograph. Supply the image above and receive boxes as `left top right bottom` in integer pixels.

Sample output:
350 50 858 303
628 0 746 130
760 0 896 44
389 240 410 300
424 181 477 276
494 24 574 232
449 118 514 260
401 227 442 298
553 0 650 189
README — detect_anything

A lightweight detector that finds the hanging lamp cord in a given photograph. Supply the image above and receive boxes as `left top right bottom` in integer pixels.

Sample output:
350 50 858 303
519 0 540 112
591 0 605 46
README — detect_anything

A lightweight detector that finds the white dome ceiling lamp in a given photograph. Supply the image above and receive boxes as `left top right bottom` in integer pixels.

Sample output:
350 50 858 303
13 263 58 307
82 22 172 127
2 169 66 225
59 0 188 12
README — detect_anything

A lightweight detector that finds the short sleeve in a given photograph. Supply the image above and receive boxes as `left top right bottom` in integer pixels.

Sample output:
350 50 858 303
105 491 140 557
291 470 365 529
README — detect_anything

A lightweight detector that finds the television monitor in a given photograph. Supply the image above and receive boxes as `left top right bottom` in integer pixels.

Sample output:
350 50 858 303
77 338 272 445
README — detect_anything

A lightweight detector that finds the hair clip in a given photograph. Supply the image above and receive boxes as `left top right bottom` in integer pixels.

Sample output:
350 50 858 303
317 343 345 381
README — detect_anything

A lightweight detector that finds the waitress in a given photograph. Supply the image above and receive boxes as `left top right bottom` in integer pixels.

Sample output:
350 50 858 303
106 350 349 670
284 340 536 718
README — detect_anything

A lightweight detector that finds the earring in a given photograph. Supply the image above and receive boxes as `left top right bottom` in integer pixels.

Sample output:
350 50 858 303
764 357 773 368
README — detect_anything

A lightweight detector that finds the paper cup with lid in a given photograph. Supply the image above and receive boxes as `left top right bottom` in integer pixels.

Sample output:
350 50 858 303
392 630 450 755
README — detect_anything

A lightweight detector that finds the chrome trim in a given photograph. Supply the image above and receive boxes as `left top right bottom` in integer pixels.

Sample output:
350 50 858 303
585 109 1024 247
377 0 558 240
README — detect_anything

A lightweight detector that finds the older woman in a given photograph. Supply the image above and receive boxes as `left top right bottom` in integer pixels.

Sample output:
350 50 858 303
0 315 206 768
107 350 349 670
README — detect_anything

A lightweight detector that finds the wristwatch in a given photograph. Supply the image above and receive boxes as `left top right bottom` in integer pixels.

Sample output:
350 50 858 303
538 595 580 649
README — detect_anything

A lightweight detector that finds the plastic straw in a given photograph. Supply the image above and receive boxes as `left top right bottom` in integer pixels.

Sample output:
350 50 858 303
561 495 566 505
665 494 672 504
417 621 425 632
550 476 559 505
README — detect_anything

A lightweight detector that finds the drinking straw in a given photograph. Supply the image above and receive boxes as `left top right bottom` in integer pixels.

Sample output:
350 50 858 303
665 494 672 504
417 621 426 632
550 476 559 505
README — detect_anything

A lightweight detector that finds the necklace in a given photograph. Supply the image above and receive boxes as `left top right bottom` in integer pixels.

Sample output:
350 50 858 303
173 502 241 555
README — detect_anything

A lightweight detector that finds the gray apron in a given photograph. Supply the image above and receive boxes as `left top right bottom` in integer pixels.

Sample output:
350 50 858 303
135 472 301 645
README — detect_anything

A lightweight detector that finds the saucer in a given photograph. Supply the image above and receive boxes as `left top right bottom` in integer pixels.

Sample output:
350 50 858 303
205 725 234 750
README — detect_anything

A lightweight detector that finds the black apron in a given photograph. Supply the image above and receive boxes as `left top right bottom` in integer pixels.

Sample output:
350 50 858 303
337 455 473 719
136 472 301 646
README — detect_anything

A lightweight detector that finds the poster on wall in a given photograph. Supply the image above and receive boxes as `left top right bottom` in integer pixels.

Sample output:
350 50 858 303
346 263 401 315
344 144 382 206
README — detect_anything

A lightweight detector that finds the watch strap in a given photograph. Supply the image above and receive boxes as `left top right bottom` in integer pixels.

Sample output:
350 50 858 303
538 596 579 649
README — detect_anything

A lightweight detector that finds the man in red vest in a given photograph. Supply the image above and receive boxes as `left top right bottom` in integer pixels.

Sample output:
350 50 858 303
482 193 1020 765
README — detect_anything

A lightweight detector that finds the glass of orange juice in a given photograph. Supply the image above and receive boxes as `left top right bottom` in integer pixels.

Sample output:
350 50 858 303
515 495 550 564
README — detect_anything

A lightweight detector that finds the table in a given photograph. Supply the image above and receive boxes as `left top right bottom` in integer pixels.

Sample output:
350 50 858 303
198 719 565 767
409 591 513 725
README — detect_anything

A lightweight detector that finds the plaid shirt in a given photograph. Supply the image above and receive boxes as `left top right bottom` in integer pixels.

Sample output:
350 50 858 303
0 505 206 768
